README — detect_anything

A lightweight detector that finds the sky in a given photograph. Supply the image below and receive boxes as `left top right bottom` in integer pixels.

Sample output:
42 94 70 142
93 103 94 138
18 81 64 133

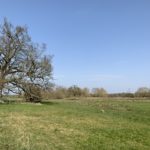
0 0 150 93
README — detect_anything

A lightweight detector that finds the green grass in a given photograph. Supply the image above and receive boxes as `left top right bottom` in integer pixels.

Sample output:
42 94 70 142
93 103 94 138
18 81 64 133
0 98 150 150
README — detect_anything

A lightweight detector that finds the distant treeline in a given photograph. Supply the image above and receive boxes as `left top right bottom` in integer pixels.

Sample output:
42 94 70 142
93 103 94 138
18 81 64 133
42 86 150 99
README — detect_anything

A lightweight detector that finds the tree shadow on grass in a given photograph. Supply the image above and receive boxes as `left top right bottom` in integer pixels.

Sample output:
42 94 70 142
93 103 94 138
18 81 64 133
0 98 59 106
0 98 16 104
41 101 59 105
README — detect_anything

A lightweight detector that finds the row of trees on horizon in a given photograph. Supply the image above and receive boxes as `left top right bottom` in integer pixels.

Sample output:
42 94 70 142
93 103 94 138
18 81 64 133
42 85 150 99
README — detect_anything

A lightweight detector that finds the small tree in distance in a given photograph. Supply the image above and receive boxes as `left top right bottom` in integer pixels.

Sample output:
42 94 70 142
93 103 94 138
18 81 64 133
67 85 82 97
92 88 108 97
135 87 150 97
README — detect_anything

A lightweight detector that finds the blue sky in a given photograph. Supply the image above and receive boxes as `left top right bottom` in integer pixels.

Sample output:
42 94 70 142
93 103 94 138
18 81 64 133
0 0 150 93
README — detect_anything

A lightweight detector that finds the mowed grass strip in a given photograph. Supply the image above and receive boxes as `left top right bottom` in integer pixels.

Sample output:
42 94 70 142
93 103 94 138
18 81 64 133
0 99 150 150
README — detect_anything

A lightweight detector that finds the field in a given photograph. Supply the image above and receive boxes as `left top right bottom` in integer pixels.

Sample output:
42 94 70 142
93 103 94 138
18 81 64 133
0 98 150 150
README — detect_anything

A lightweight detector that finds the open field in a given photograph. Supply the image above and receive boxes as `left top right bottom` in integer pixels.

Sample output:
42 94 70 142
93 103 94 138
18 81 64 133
0 98 150 150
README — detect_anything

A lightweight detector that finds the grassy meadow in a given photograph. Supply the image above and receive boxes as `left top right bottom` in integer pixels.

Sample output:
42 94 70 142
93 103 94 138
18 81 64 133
0 98 150 150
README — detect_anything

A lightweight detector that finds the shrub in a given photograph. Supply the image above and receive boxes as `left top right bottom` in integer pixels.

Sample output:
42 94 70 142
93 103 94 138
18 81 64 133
24 84 42 102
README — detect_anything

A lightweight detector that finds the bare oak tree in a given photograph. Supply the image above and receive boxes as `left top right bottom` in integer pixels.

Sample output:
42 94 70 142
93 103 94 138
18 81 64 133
0 18 53 102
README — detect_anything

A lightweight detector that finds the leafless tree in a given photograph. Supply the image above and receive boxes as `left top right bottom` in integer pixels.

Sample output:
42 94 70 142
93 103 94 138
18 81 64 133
0 18 53 102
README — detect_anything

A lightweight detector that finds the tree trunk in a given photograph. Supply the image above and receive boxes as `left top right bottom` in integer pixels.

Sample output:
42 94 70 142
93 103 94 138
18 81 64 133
0 81 3 98
0 73 4 98
0 89 2 98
